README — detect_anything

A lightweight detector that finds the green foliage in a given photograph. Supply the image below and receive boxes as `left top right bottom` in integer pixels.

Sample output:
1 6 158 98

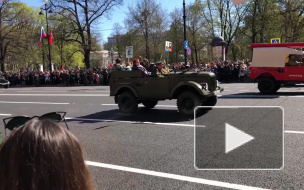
2 0 304 71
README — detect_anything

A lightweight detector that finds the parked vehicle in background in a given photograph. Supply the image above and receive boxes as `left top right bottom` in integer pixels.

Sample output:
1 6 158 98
0 77 9 89
250 43 304 94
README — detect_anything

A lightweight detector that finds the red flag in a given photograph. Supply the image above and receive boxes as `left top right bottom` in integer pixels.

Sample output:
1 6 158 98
49 29 53 44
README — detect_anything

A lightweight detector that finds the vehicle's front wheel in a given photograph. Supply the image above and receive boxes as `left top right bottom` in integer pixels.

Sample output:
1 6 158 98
142 100 158 109
258 78 276 94
4 84 8 89
118 92 138 114
202 96 217 107
274 82 281 92
177 91 201 116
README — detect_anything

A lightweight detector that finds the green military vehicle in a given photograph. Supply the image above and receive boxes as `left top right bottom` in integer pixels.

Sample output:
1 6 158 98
109 70 223 115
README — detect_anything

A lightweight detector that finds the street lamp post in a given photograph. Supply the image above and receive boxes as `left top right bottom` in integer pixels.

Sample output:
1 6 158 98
183 0 188 66
40 0 52 72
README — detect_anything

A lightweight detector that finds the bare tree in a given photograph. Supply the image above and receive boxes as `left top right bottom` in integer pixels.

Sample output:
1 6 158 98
51 0 122 69
204 0 249 54
125 0 164 60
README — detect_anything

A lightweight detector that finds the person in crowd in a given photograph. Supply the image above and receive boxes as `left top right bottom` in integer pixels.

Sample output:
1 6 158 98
0 119 95 190
239 61 247 82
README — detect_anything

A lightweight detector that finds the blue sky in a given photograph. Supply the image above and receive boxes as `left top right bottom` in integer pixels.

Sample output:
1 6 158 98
20 0 195 43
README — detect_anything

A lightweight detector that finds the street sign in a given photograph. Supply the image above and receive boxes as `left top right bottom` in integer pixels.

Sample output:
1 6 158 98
271 38 281 44
126 46 133 58
184 41 188 49
165 41 172 52
187 47 191 55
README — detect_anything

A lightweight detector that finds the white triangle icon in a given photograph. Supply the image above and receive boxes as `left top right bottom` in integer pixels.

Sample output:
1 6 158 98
225 123 254 154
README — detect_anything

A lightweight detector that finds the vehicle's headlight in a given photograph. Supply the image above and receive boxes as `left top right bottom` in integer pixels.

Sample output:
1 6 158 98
216 80 219 87
200 83 208 90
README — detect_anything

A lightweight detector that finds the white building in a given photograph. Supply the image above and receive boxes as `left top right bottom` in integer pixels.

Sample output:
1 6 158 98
90 50 119 68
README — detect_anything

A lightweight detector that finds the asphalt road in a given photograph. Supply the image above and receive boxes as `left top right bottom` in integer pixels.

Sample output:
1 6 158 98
1 83 304 189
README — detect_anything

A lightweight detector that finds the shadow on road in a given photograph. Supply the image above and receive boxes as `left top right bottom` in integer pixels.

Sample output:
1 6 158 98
220 91 304 99
69 107 209 124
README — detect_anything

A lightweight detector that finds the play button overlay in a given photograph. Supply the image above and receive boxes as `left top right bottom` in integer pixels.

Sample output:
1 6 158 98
195 106 283 170
225 123 255 154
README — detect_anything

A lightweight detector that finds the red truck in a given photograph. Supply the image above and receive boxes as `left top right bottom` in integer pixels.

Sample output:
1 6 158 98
250 43 304 94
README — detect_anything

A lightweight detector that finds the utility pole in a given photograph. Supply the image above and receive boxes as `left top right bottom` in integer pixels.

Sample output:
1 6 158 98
40 0 53 72
183 0 188 66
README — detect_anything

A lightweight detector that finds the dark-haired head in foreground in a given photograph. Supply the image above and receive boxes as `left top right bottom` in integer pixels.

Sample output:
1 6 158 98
0 119 95 190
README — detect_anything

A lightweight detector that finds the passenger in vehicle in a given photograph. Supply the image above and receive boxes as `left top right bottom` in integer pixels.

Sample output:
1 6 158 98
287 55 301 66
125 62 132 71
132 58 148 77
156 60 170 75
111 58 123 71
142 59 157 75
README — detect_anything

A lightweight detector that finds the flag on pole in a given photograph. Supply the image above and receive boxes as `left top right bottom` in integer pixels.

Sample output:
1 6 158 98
49 29 53 44
38 26 47 47
232 0 249 5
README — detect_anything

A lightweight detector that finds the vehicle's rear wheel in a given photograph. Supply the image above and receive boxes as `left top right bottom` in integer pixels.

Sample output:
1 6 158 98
258 78 276 94
4 84 8 89
142 100 158 109
202 96 217 107
177 91 201 116
118 92 138 114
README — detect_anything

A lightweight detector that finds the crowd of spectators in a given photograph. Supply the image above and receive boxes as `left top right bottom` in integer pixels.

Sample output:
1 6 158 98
0 67 110 86
168 60 252 82
0 59 252 87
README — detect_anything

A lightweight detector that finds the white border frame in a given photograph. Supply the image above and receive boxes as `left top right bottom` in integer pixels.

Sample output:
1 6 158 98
194 106 284 171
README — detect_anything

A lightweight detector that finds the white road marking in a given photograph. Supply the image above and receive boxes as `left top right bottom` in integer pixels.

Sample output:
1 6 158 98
66 117 194 127
6 88 33 90
0 101 69 105
0 114 12 116
218 95 301 98
239 90 250 92
102 104 177 108
17 91 67 93
66 117 304 134
0 94 109 97
86 90 110 92
86 161 269 190
285 130 304 134
279 90 290 92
